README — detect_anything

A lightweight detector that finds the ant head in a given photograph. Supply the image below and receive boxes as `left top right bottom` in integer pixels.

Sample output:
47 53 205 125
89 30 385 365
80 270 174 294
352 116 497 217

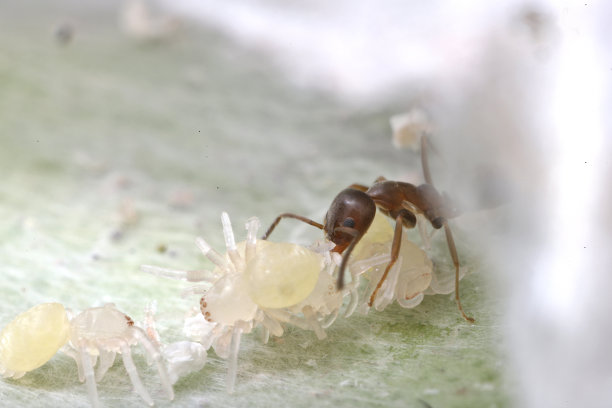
324 188 376 253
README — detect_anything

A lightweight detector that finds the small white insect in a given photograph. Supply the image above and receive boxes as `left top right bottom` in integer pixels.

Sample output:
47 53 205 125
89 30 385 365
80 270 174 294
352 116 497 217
142 212 356 392
0 302 174 407
347 209 470 311
348 210 435 312
141 300 208 386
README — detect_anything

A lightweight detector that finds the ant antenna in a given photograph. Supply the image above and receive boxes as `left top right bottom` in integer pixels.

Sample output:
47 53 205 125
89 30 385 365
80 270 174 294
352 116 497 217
333 226 361 290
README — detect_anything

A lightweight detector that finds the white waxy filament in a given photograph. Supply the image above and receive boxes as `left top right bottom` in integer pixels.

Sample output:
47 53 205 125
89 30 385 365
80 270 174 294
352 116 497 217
244 216 260 263
196 237 228 274
221 212 243 272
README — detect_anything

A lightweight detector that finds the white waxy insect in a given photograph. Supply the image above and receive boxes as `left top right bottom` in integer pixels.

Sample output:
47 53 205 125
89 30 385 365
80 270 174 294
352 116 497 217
0 303 174 407
348 210 434 311
347 209 470 311
142 212 354 392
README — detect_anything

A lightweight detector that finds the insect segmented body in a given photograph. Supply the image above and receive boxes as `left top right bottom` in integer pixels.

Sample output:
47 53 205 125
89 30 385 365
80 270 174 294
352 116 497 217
0 303 70 380
0 303 174 407
142 212 355 392
348 209 434 312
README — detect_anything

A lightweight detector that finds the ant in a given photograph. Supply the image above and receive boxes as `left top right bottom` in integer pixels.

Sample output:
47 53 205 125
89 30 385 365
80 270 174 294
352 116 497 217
262 136 474 323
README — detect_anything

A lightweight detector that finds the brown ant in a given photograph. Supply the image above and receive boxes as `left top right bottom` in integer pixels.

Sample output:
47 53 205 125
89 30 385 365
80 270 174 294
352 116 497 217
262 136 474 323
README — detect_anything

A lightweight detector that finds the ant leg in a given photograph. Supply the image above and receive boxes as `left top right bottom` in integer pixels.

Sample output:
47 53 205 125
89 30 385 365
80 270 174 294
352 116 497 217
401 200 422 217
368 215 403 307
348 183 369 192
348 177 385 193
261 213 323 240
443 221 475 323
420 134 434 185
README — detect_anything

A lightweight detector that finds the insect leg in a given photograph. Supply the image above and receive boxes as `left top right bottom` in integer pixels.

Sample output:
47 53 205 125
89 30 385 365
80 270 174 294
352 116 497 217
226 327 243 394
120 342 154 405
347 183 369 192
368 214 403 307
94 349 116 382
333 226 361 290
261 213 324 240
132 327 175 400
140 265 215 283
443 221 475 323
420 134 434 185
80 347 101 408
348 177 385 193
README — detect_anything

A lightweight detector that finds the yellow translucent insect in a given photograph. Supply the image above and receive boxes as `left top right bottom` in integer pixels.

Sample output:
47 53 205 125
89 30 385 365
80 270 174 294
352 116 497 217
349 210 434 311
142 213 331 327
195 238 324 325
0 303 70 379
245 239 322 309
0 303 174 407
142 212 347 393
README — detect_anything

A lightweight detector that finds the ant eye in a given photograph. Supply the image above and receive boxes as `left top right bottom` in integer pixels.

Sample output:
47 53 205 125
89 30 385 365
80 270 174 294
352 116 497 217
342 218 355 228
432 217 445 229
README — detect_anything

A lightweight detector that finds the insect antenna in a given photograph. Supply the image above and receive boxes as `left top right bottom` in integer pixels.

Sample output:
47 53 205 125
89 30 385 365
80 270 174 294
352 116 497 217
334 226 362 290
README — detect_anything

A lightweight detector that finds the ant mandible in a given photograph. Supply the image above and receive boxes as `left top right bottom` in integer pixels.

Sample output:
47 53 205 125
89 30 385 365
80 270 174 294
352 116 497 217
262 136 474 323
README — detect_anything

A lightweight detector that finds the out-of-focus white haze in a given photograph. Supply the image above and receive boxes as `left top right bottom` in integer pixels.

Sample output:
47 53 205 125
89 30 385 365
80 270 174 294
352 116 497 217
161 0 611 406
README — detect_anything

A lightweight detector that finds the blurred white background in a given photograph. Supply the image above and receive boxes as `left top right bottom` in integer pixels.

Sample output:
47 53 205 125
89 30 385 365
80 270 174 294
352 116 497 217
159 0 611 406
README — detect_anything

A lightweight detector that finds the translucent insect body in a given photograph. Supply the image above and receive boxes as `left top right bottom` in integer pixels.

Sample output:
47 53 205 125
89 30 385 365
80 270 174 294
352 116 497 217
348 209 468 311
0 303 70 379
142 212 356 392
0 303 174 407
349 210 434 312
